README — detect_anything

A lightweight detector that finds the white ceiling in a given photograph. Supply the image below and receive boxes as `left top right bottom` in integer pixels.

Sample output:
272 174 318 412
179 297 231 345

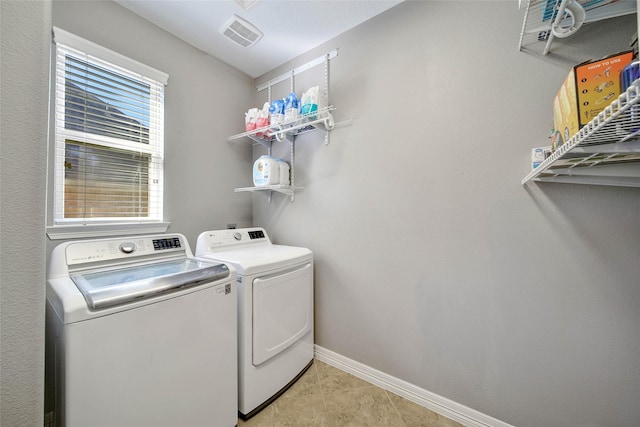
114 0 404 78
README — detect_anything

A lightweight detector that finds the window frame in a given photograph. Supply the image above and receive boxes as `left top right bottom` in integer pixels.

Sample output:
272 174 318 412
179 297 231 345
47 28 170 240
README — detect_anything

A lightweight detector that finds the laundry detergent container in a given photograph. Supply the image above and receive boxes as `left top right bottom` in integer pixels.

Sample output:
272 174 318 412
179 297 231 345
253 155 280 186
277 159 290 186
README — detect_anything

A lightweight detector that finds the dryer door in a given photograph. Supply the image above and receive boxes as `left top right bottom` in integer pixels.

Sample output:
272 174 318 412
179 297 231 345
252 262 313 366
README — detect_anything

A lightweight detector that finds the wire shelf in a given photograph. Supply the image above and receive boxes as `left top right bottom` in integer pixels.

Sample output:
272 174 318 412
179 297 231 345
518 0 636 56
228 106 336 147
522 81 640 187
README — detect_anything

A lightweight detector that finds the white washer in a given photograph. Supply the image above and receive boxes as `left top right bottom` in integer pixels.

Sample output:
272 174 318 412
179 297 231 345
195 227 314 419
45 233 238 427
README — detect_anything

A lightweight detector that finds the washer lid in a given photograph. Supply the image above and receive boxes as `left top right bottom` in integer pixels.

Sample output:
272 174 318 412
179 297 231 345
71 259 229 310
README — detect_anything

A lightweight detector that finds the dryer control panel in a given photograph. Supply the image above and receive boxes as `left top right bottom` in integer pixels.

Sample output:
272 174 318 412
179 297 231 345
195 228 270 254
248 230 265 240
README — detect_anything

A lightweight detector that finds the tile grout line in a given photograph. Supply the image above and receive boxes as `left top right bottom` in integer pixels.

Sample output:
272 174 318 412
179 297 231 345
312 360 330 427
383 388 409 427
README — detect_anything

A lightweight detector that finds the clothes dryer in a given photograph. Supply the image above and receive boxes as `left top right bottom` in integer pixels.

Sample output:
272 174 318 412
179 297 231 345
195 227 313 419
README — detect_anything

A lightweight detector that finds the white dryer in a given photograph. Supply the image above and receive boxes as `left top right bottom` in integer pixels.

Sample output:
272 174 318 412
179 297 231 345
195 227 314 419
45 233 238 427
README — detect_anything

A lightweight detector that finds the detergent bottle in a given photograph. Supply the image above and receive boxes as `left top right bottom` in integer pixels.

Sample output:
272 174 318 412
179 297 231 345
253 155 279 186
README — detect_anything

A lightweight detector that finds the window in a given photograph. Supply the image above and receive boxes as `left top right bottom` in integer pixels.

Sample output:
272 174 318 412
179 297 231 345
49 28 169 238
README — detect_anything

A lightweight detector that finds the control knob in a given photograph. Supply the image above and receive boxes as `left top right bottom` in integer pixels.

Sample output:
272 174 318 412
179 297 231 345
119 242 136 254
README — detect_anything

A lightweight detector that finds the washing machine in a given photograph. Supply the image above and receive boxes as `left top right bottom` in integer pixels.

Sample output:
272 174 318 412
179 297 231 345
45 233 238 427
195 227 313 419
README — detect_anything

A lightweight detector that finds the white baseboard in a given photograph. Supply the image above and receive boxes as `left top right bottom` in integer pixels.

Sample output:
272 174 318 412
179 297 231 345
314 345 513 427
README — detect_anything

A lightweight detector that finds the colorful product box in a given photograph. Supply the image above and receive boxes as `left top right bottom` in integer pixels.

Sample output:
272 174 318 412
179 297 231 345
552 50 634 150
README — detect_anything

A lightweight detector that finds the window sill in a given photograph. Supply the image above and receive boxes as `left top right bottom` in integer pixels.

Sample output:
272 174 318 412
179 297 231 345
46 222 171 240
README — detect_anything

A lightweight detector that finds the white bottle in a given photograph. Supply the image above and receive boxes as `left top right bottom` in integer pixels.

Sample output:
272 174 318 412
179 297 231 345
277 159 290 186
253 155 279 186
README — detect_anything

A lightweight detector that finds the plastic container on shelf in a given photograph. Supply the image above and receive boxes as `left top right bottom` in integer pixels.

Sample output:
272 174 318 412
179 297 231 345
245 108 259 132
253 155 279 186
270 100 285 126
277 159 290 186
284 92 299 124
255 102 271 137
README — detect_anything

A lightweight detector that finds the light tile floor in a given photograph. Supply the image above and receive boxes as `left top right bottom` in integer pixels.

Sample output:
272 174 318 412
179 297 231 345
238 360 464 427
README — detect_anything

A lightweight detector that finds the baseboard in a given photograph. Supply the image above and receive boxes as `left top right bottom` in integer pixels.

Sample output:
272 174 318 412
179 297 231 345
314 345 513 427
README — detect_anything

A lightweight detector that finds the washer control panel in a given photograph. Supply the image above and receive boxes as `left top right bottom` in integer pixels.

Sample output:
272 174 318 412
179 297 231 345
65 234 186 266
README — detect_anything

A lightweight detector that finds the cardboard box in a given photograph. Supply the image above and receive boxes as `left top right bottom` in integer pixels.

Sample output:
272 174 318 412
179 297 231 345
552 50 634 150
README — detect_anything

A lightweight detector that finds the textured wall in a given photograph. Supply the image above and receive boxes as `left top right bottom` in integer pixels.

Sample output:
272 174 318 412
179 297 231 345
254 2 640 426
0 1 51 425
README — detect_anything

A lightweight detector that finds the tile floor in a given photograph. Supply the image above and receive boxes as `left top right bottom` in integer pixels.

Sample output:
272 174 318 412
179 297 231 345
238 360 464 427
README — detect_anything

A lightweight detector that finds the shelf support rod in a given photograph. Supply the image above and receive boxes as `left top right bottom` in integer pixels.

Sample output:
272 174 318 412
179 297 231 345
256 49 338 92
518 0 532 51
290 137 296 202
324 52 331 145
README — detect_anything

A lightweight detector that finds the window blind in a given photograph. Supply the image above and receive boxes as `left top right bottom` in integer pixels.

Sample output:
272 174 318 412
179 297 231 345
52 29 167 225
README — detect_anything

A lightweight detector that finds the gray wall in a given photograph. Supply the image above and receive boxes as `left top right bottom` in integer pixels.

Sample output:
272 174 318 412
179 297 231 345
51 0 254 248
254 2 640 426
1 1 51 425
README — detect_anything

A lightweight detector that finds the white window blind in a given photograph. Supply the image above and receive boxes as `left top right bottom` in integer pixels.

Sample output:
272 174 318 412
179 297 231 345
51 28 168 231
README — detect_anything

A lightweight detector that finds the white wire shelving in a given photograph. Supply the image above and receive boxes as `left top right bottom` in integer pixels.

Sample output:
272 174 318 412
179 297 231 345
228 50 351 201
518 0 636 56
228 106 336 147
228 106 339 201
233 184 304 199
522 81 640 187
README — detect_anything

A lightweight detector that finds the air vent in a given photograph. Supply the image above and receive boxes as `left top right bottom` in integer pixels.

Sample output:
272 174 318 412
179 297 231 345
235 0 260 10
220 15 263 48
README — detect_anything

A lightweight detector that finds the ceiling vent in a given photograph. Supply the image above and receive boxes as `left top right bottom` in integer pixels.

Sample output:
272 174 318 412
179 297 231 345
235 0 260 10
220 15 263 48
